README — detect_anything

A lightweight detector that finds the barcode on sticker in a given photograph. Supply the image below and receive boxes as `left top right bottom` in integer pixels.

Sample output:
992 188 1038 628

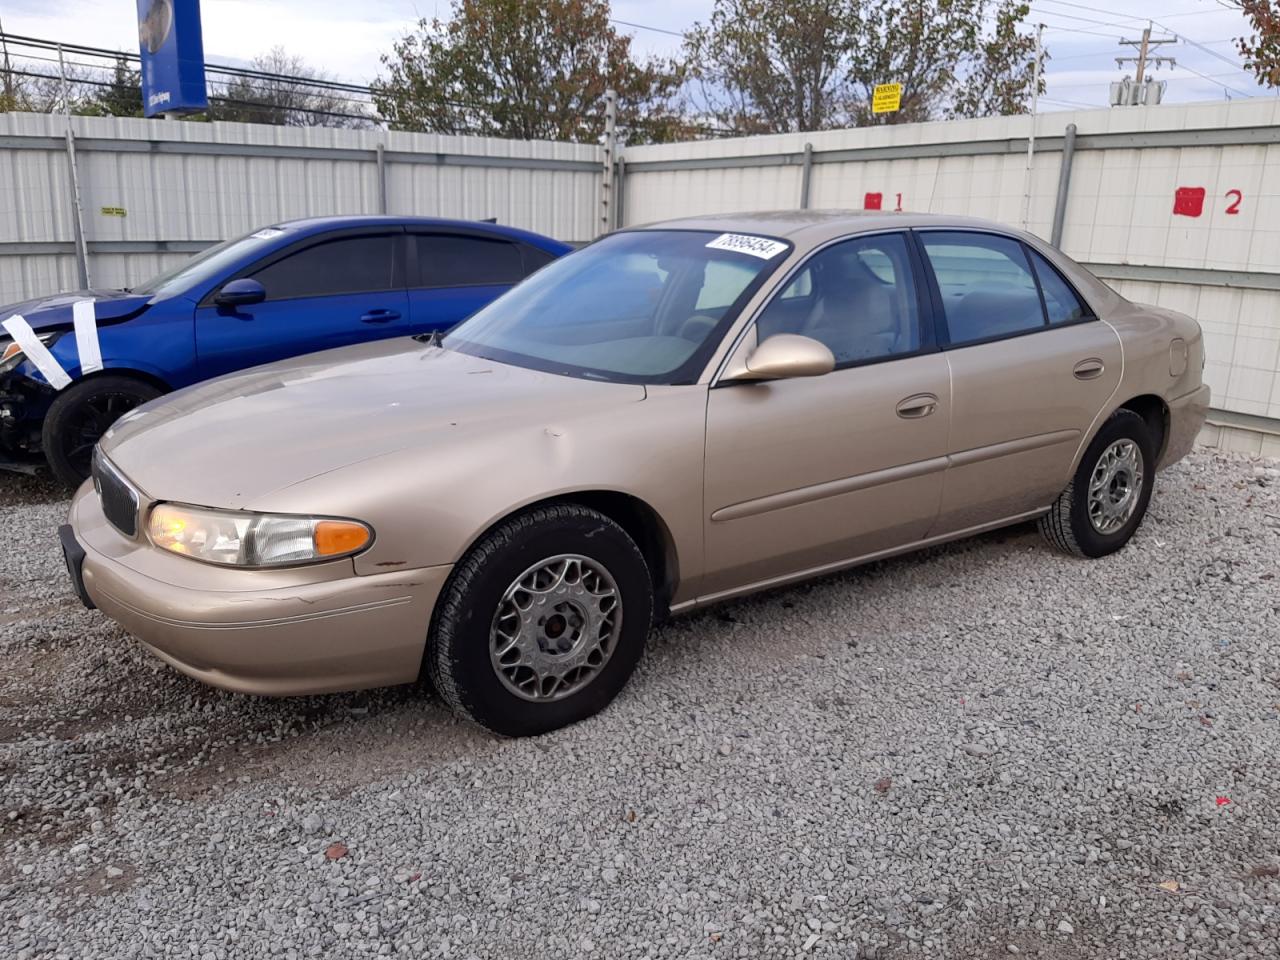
705 233 789 260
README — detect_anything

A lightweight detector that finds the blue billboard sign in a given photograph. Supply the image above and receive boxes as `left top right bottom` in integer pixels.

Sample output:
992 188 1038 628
136 0 209 117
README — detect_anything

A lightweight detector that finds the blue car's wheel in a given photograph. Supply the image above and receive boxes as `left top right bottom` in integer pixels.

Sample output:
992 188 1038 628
42 376 162 487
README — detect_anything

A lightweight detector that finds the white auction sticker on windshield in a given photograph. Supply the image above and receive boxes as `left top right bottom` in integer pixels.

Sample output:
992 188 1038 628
705 233 789 260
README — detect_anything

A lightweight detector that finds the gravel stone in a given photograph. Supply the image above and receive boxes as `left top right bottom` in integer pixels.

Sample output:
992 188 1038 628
301 813 324 834
1 452 1278 958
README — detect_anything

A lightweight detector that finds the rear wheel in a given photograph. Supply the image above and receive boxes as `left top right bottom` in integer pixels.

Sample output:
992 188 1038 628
1039 408 1155 558
427 504 652 737
42 375 161 487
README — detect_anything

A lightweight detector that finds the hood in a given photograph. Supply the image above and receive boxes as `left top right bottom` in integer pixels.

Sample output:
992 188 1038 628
100 338 646 508
0 288 153 334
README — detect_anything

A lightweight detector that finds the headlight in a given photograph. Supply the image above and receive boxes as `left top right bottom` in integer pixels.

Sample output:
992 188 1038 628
147 503 372 567
0 332 61 375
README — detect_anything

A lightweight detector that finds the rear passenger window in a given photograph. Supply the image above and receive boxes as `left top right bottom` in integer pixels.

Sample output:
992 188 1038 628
414 235 524 287
920 232 1044 345
250 235 397 300
1028 248 1089 325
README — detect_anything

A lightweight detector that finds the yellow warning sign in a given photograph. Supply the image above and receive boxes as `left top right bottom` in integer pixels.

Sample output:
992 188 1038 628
100 206 127 217
872 83 902 115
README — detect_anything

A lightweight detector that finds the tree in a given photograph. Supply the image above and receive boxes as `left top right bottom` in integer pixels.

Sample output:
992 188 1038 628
916 1 1042 122
684 0 852 134
0 62 97 114
213 48 370 127
372 0 687 143
1233 1 1280 87
80 57 144 118
685 0 1042 134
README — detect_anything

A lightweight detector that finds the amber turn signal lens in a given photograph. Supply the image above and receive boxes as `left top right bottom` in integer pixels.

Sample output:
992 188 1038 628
314 520 371 556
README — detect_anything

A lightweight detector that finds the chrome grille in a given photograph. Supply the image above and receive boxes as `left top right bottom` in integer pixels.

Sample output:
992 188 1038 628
92 450 139 538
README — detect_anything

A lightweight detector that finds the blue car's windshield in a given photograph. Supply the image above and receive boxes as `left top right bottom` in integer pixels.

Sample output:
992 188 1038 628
131 226 292 299
444 230 791 385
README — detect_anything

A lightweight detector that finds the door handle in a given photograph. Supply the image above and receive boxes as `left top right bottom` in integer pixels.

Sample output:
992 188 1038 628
1073 358 1105 380
360 309 401 324
896 393 938 419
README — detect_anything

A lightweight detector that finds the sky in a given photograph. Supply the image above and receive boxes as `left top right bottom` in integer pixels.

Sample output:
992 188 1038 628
0 0 1272 114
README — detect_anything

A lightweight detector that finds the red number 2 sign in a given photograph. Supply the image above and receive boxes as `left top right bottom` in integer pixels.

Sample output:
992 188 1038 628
1225 189 1242 215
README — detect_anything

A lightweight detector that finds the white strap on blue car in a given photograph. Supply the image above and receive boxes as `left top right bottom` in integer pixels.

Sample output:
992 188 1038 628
2 314 72 389
2 297 102 390
73 299 104 375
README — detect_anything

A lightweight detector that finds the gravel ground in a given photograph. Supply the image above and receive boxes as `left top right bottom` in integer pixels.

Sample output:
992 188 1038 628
1 450 1279 959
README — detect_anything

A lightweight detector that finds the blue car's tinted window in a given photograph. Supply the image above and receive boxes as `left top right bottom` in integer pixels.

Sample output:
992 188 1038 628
132 228 289 299
445 230 790 385
414 235 524 287
250 235 398 300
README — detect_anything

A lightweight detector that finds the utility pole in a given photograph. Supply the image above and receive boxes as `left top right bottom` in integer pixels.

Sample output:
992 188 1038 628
1113 22 1175 106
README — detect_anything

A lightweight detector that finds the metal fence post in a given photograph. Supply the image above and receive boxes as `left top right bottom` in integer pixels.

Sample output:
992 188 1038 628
1050 123 1077 249
600 89 617 235
376 142 387 214
799 142 813 209
64 126 92 289
615 155 626 230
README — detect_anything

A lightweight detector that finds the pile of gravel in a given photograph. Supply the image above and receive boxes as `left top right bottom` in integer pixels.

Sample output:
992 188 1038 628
1 451 1278 959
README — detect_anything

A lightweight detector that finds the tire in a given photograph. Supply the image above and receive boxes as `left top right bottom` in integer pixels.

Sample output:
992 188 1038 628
42 375 162 487
427 504 653 737
1039 408 1155 558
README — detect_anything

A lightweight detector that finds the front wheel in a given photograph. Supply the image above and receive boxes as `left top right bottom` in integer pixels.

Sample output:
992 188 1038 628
427 504 653 737
1039 408 1155 558
42 375 162 487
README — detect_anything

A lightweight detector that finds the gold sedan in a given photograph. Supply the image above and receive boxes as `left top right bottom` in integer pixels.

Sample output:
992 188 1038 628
61 212 1209 736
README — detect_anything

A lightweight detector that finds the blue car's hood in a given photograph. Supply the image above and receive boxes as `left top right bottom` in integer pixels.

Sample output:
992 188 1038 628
1 288 153 333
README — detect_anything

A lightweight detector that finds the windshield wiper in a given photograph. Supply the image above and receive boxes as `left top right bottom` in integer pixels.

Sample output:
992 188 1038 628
412 329 444 347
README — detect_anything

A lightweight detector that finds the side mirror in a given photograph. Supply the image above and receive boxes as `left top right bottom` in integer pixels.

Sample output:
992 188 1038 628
723 333 835 382
214 278 266 307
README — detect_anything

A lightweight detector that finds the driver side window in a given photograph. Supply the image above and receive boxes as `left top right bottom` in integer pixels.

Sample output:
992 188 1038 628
754 233 922 367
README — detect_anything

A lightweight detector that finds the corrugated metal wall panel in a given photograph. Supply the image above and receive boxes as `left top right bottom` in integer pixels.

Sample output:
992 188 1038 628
0 112 603 304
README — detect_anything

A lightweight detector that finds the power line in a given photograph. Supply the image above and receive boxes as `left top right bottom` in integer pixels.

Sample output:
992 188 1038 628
609 18 685 39
1151 21 1253 73
1170 62 1256 99
1041 95 1101 108
1027 4 1145 31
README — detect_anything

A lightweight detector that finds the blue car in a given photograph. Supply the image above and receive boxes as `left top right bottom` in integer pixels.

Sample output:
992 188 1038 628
0 216 571 484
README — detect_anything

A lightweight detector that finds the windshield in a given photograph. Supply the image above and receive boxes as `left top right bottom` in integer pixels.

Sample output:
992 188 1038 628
132 226 291 298
444 229 791 384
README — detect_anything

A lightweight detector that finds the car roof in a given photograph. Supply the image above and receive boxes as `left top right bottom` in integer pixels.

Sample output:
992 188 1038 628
266 215 571 252
632 210 1034 246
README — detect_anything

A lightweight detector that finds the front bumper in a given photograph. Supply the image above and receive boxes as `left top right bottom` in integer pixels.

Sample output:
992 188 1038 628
1160 383 1211 469
67 483 451 696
